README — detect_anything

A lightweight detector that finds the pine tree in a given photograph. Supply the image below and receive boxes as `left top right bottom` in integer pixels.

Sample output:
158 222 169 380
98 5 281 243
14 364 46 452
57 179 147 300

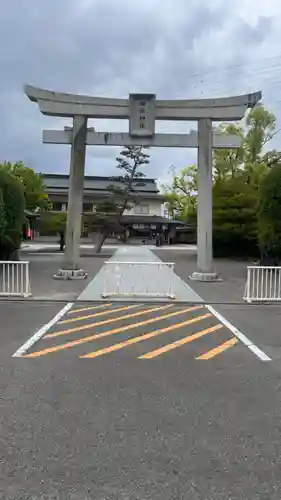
93 146 150 253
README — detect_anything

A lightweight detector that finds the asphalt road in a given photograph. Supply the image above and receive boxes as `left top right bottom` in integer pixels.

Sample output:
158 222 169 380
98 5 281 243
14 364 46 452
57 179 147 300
1 300 281 499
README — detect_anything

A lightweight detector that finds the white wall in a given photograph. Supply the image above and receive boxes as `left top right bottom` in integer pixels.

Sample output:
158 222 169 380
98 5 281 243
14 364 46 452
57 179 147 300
50 196 166 218
123 199 163 216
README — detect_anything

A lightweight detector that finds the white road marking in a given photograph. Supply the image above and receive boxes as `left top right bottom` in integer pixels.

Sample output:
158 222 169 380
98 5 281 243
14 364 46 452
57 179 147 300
12 302 73 357
206 304 272 361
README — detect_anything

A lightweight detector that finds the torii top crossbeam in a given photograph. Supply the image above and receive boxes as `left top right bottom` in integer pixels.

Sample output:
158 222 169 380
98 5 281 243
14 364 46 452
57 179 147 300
25 85 262 122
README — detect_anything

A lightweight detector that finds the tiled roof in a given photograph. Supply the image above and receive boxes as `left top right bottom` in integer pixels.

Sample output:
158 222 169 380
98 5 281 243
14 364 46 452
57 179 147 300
42 174 159 194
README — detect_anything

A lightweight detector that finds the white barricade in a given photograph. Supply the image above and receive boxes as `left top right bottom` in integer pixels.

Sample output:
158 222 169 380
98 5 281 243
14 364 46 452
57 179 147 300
0 261 31 297
102 261 175 299
243 266 281 302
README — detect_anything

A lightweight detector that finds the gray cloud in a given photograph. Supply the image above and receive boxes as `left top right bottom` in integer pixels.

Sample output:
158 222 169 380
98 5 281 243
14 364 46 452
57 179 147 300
0 0 280 179
231 16 272 47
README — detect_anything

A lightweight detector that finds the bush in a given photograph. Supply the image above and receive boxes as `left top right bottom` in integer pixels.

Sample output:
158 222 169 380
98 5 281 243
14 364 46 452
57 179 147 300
0 168 25 259
212 176 259 258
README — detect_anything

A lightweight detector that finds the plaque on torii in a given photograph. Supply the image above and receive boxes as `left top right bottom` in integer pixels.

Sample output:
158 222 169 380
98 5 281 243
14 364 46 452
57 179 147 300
129 93 156 138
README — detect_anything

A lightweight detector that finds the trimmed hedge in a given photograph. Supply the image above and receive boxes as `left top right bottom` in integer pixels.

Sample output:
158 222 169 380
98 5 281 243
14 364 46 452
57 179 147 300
212 177 259 258
258 164 281 261
0 168 25 259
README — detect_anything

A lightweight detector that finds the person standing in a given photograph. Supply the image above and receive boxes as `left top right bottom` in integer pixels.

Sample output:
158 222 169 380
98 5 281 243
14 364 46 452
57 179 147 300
59 231 65 251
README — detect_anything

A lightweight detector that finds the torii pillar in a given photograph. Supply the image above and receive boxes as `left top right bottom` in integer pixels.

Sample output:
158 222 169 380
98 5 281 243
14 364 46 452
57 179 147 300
54 115 88 279
191 118 215 280
24 86 261 281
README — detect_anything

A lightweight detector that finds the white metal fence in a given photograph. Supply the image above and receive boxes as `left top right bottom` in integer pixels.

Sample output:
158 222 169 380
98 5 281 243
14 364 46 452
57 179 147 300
0 261 31 297
102 261 176 299
243 266 281 302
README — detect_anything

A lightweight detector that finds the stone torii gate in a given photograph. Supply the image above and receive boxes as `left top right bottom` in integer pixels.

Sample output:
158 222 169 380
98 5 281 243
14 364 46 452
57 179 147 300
25 85 261 281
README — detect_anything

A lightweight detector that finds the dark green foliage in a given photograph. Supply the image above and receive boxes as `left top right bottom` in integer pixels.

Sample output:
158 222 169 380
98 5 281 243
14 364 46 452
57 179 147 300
0 188 6 240
38 212 67 236
0 168 25 259
213 177 259 258
1 161 50 211
258 165 281 260
161 105 281 259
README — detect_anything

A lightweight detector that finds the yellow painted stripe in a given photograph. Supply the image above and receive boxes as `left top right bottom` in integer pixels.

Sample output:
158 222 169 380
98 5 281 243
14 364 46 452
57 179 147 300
67 303 113 315
196 337 238 360
81 312 212 358
59 304 140 324
45 304 174 339
139 324 224 359
24 306 204 358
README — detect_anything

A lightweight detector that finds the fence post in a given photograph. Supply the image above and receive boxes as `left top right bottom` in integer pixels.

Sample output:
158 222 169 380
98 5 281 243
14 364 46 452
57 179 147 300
0 261 31 297
24 262 29 297
243 265 281 303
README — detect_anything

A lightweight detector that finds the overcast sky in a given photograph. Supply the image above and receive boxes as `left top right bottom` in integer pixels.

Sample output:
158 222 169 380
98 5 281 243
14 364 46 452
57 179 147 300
1 0 281 185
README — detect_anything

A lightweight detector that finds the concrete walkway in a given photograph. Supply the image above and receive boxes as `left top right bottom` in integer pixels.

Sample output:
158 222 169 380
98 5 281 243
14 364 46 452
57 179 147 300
78 246 202 303
21 242 197 252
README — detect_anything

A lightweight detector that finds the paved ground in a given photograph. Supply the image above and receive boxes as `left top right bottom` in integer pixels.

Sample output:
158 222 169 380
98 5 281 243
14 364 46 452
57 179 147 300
2 248 281 498
20 253 113 301
154 248 250 304
1 297 281 499
17 302 240 360
78 246 202 303
155 249 281 362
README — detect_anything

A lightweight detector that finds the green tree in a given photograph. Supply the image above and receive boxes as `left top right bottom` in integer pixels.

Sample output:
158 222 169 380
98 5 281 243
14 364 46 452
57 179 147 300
243 162 269 190
261 149 281 167
213 176 259 257
213 123 244 181
0 168 25 260
91 146 150 253
258 164 281 261
159 104 281 258
211 105 281 257
161 165 197 222
38 212 67 236
244 105 276 164
213 106 279 185
1 161 50 212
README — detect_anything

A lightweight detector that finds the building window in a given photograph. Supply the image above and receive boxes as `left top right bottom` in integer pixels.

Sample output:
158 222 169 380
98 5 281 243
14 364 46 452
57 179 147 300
52 202 62 211
134 204 149 214
51 202 68 212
